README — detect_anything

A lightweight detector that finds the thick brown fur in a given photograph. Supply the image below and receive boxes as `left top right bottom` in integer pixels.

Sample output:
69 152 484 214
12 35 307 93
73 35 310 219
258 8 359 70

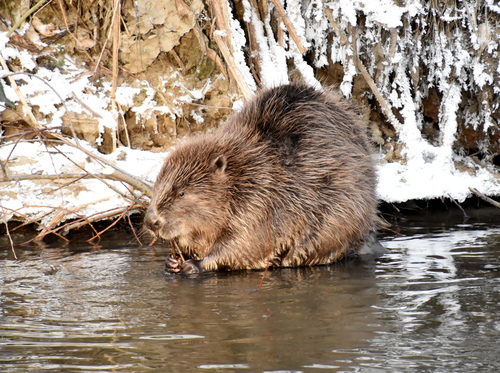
144 83 378 272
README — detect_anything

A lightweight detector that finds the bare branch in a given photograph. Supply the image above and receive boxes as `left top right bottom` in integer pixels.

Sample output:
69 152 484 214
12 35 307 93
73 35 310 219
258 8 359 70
469 187 500 209
270 0 307 54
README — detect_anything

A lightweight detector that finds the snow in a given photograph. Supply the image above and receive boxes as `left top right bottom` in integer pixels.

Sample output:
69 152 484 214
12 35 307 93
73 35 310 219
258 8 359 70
225 0 257 92
0 141 166 227
1 0 500 227
376 155 498 203
242 0 289 88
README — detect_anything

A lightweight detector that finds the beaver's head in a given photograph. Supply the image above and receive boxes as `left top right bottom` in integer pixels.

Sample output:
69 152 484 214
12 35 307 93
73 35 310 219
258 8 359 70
144 138 231 258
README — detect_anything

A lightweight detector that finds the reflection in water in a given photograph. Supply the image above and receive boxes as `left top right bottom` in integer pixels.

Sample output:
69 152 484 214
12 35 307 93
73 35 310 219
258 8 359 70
369 228 500 372
1 219 500 372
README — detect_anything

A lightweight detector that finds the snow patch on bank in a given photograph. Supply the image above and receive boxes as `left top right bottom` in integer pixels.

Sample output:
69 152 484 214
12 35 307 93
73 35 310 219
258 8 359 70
0 141 166 226
376 155 498 203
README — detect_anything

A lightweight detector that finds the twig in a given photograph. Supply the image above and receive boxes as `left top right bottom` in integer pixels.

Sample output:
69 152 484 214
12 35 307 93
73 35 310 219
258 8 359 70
45 142 148 204
0 56 39 129
213 33 253 100
3 205 58 232
324 6 348 45
376 224 404 236
2 72 80 141
110 0 120 100
5 222 17 259
71 91 103 118
56 0 82 48
211 0 234 51
469 187 500 208
93 8 114 76
51 133 153 196
0 129 29 179
60 205 142 232
30 225 69 243
7 0 52 37
52 212 103 238
170 239 185 262
1 205 69 241
57 216 100 239
348 24 402 131
1 201 18 259
51 174 90 194
117 104 131 148
34 197 113 240
34 210 74 241
1 194 142 243
206 48 228 78
127 212 142 245
87 203 132 244
447 194 469 219
270 0 307 54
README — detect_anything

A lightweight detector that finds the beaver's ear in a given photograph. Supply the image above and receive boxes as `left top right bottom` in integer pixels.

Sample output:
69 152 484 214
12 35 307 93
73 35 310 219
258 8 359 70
212 154 227 173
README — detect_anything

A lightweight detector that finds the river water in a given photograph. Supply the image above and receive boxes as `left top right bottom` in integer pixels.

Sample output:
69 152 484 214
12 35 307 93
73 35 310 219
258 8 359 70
1 206 499 372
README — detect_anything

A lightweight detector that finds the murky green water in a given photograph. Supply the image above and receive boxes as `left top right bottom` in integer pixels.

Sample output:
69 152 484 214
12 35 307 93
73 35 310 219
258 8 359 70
1 206 499 372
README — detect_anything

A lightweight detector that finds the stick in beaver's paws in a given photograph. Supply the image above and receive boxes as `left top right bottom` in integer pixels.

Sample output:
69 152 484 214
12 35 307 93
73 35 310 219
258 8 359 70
145 83 381 273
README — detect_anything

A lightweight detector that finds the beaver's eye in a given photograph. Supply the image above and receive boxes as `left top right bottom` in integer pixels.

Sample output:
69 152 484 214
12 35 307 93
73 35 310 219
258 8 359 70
178 191 185 197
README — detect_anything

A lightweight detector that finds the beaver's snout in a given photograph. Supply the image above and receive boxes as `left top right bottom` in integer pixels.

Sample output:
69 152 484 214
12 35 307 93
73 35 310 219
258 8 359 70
144 208 161 232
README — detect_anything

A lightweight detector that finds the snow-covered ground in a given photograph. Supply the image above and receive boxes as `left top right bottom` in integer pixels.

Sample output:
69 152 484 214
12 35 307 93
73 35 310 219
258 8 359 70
0 141 164 227
1 0 499 227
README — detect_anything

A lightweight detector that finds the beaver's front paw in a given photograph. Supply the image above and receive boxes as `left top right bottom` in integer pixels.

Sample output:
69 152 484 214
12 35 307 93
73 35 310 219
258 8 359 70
165 256 204 274
179 259 203 274
165 255 182 273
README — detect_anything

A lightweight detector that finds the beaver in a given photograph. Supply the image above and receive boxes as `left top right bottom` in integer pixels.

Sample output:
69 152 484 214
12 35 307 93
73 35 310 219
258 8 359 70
144 83 380 274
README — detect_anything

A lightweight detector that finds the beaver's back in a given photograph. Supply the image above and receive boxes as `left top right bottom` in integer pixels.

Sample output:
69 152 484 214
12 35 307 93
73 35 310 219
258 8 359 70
225 84 372 156
214 84 378 266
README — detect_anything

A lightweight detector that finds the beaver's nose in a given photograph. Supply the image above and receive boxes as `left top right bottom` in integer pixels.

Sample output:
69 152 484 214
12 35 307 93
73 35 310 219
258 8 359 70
144 208 160 231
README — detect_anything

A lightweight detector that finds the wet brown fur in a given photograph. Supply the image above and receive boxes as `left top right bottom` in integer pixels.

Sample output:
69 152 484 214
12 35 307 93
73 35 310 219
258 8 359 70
144 83 378 271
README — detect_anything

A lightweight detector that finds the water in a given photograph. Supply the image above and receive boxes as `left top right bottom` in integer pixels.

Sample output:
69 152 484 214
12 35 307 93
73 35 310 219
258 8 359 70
1 206 499 372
